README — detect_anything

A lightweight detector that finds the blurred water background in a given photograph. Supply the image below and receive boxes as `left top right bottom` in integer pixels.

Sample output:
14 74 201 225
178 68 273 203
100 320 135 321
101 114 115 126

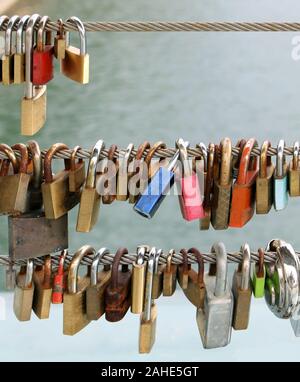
1 0 300 361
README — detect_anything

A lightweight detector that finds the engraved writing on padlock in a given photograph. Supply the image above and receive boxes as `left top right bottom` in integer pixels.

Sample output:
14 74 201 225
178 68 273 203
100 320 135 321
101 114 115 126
274 140 288 211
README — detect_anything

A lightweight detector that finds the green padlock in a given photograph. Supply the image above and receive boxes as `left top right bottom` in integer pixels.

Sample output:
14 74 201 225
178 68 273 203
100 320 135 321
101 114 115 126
251 248 266 298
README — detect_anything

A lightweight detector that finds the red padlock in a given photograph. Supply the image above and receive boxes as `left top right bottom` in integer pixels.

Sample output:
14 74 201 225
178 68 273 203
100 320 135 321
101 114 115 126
177 139 204 221
32 16 54 85
229 138 259 228
52 250 68 304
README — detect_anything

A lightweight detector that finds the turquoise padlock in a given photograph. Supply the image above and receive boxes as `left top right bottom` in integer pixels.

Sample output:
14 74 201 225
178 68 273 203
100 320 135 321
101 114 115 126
274 139 288 211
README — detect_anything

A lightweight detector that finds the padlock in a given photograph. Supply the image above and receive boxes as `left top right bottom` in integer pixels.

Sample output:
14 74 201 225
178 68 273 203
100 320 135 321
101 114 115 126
251 248 265 298
105 248 132 322
0 143 31 215
14 15 29 84
139 247 157 354
144 141 167 178
54 19 66 60
152 249 164 299
102 144 119 204
176 138 204 221
52 250 68 304
197 242 233 349
199 143 215 230
163 249 177 297
0 16 9 83
86 247 111 320
25 140 43 211
32 255 53 319
232 139 247 179
21 14 47 136
42 143 80 219
128 141 150 204
274 139 288 211
69 146 86 192
182 247 205 309
256 140 274 214
211 138 232 229
2 15 19 85
131 246 148 314
229 138 259 228
32 16 54 85
116 143 134 201
289 141 300 197
178 249 190 290
77 139 105 232
63 245 94 335
61 17 89 84
5 262 16 290
13 259 34 321
134 139 188 218
232 243 252 330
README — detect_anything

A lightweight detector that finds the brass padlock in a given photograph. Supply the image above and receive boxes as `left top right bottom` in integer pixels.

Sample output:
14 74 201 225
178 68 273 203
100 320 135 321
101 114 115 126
139 247 157 354
61 17 89 84
116 143 134 201
289 141 300 197
131 246 148 314
232 243 252 330
42 143 80 219
13 259 34 321
128 141 150 203
102 144 119 204
144 141 167 178
32 255 53 319
152 249 164 299
14 15 29 84
76 139 105 232
25 140 43 211
86 247 111 321
21 14 47 136
63 245 94 335
200 144 215 230
69 146 86 193
256 140 274 214
178 249 190 290
2 15 19 85
211 138 232 229
163 249 177 297
0 143 31 215
182 248 206 308
105 248 132 322
54 19 66 60
0 16 9 83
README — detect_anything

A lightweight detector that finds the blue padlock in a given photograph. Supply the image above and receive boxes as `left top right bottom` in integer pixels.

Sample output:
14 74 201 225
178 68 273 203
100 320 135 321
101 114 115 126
274 139 288 211
134 139 189 218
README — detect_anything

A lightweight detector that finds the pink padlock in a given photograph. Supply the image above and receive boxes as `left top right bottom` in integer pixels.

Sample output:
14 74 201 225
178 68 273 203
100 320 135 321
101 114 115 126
176 139 205 221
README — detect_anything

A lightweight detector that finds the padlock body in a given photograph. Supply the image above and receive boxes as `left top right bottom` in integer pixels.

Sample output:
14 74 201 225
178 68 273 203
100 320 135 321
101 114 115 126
0 173 31 215
21 85 47 136
69 162 86 193
61 46 89 84
291 307 300 336
182 269 205 308
197 273 233 349
139 304 157 354
52 273 66 304
178 173 204 221
211 181 232 230
251 265 265 298
289 166 300 197
256 172 273 214
54 36 66 59
14 53 25 84
76 187 101 232
134 167 174 219
2 55 14 85
274 175 288 211
8 212 68 260
86 270 111 320
163 265 177 297
33 270 52 319
32 46 54 85
131 263 146 314
13 273 34 322
229 182 255 228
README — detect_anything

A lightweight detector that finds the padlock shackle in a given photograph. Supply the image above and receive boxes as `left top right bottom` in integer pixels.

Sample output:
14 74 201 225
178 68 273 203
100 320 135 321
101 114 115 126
25 14 41 99
136 246 148 266
292 141 300 171
276 139 286 178
196 143 207 171
16 15 30 55
0 15 9 29
0 143 19 174
259 140 271 178
240 243 251 290
176 138 192 177
145 141 166 174
44 143 70 183
143 247 156 322
203 143 215 209
57 249 68 276
211 242 228 297
24 259 34 288
179 248 189 275
154 249 163 275
11 143 29 174
111 247 129 290
119 142 134 172
27 140 42 190
65 16 87 55
68 245 95 294
86 139 105 188
90 247 110 286
70 145 83 171
37 15 49 52
166 249 175 273
42 255 52 289
257 248 265 278
5 15 20 56
236 138 258 185
129 141 150 176
220 138 232 186
188 247 204 285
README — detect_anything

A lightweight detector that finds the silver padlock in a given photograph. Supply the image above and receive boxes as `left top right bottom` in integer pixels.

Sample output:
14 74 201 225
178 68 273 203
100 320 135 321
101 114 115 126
274 140 288 211
197 242 233 349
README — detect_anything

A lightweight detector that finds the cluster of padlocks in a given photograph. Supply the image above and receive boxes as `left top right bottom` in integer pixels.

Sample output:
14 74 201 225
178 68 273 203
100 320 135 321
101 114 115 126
8 239 300 352
0 14 89 135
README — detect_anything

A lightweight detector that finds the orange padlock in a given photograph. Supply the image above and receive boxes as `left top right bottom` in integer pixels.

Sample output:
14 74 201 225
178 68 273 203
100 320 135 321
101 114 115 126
229 138 259 228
